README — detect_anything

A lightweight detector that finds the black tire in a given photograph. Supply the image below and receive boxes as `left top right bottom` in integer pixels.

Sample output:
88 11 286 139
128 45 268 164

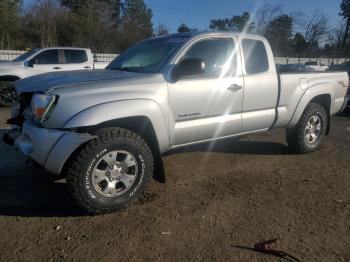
0 81 17 107
286 102 328 154
66 127 154 215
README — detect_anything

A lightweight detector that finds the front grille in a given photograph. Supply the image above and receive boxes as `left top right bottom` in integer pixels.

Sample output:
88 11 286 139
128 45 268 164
6 93 33 127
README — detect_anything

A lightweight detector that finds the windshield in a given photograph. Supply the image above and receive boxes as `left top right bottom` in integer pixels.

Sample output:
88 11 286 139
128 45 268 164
12 49 38 62
107 36 188 73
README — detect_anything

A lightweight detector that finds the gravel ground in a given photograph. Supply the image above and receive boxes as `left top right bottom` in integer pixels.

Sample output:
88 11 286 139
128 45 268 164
0 107 10 129
0 107 349 261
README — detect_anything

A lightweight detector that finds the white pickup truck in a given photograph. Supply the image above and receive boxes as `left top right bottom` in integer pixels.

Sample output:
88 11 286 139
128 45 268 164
305 61 329 71
4 32 349 214
0 47 109 106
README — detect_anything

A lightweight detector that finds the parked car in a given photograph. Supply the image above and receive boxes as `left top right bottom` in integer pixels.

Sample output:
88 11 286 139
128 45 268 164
0 47 109 106
3 32 349 214
304 61 329 71
329 61 350 107
329 61 350 75
278 63 314 73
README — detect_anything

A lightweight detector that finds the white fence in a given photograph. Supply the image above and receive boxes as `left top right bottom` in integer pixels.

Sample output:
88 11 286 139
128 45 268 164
0 49 118 62
0 49 349 65
275 57 350 65
93 53 118 62
0 50 26 61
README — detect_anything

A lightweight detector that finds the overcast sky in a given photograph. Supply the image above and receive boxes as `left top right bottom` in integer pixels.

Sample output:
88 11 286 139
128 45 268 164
23 0 344 33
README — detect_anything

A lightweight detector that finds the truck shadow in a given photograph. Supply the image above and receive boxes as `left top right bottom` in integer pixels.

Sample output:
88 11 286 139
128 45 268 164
0 130 85 217
0 168 85 217
337 107 350 117
0 130 288 218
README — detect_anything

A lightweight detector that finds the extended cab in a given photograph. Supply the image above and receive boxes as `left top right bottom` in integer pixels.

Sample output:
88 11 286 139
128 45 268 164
0 47 109 106
4 32 349 214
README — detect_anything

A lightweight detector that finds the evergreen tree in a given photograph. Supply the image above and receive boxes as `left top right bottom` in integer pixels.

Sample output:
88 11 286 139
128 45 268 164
264 15 293 56
177 23 191 33
0 0 22 49
209 12 255 33
118 0 153 50
292 32 308 57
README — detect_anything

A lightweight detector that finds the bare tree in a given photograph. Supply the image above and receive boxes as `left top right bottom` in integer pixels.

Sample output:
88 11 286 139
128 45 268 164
340 0 350 55
304 10 330 53
328 22 346 46
0 0 22 49
24 0 67 47
157 23 169 36
326 22 346 57
254 2 282 35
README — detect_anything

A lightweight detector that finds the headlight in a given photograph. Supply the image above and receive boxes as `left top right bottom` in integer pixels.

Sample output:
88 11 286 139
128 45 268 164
31 94 58 123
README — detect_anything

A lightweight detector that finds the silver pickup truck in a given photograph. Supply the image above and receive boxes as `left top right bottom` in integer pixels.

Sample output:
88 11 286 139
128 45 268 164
4 32 349 214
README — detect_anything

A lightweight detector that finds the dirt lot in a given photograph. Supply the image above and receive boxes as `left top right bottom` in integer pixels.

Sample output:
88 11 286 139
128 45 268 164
0 107 349 262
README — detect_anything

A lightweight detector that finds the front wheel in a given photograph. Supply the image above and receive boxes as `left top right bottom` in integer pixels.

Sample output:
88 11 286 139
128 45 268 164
66 128 154 214
0 81 17 107
286 102 328 154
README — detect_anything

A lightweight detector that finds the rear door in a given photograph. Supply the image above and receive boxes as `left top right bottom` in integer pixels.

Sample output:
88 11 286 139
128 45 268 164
238 37 279 132
168 36 244 146
60 49 93 71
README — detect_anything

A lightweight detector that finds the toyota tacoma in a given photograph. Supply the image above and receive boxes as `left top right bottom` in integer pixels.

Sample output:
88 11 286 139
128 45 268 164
3 32 349 214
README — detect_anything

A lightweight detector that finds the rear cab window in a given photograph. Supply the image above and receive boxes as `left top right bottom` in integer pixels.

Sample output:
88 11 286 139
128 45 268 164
64 49 88 64
241 39 269 74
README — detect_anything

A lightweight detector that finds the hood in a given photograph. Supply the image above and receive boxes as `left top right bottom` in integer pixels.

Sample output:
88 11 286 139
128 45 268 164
15 69 150 94
0 61 23 68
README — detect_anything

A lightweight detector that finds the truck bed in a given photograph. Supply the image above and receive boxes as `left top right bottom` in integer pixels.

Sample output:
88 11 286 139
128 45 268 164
273 71 349 128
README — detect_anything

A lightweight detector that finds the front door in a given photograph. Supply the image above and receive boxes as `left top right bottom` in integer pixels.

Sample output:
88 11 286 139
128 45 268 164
25 49 62 77
168 36 244 146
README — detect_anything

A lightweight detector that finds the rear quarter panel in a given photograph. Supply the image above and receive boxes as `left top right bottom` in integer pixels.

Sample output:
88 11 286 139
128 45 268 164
274 72 349 128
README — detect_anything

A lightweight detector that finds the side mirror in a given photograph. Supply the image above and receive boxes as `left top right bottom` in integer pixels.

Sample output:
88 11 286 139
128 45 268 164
173 58 205 81
26 59 34 68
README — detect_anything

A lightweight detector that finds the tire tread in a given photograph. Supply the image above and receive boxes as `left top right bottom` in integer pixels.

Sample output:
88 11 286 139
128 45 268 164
66 127 153 215
286 102 328 154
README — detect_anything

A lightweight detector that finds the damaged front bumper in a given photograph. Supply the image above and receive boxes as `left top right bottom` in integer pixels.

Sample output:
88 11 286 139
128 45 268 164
3 120 96 175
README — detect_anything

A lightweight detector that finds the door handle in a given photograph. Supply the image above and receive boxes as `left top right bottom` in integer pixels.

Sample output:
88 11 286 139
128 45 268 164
53 67 61 70
227 84 242 91
84 66 92 69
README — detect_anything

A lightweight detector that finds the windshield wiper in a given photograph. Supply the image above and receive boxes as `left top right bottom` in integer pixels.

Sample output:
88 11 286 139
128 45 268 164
109 67 142 72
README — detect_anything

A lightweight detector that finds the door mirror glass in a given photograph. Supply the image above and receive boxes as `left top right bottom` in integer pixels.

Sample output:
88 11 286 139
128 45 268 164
26 60 34 67
173 58 205 80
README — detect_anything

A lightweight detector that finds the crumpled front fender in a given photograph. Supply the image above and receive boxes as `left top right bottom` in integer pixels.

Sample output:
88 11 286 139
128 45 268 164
63 99 170 153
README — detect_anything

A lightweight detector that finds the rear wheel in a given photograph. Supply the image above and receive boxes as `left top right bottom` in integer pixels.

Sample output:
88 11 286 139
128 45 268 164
66 127 154 214
286 102 328 154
